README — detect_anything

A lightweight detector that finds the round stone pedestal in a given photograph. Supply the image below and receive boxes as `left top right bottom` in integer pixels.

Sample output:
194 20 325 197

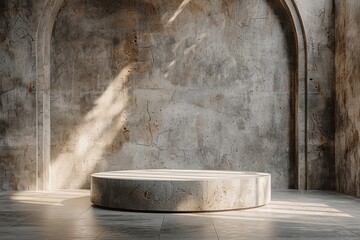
90 169 271 212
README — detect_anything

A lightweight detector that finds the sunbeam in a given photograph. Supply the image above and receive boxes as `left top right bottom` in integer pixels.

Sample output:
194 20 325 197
168 0 191 24
51 65 133 189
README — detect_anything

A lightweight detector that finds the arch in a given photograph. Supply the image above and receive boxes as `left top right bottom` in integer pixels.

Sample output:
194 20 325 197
35 0 308 190
35 0 64 190
278 0 308 190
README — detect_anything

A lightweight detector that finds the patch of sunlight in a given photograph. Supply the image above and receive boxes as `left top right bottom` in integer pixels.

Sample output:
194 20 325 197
270 201 328 207
164 33 207 79
254 208 352 217
183 33 207 55
168 0 191 24
168 60 177 68
268 202 343 213
176 194 199 211
51 65 132 189
10 190 90 206
209 214 340 226
164 59 177 78
93 169 268 180
173 42 181 53
10 198 62 206
207 200 353 219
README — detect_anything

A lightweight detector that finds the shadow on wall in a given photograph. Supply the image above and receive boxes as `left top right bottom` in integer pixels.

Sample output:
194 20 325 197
267 0 297 189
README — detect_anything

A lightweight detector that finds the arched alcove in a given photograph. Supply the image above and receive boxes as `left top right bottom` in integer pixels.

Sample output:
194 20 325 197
36 0 307 190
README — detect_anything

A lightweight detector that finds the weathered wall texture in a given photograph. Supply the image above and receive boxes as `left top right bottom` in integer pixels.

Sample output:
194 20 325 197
335 0 360 197
0 1 45 190
50 0 295 189
0 0 337 191
296 0 335 189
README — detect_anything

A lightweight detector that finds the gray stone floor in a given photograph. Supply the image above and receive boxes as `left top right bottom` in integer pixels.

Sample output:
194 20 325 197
0 190 360 240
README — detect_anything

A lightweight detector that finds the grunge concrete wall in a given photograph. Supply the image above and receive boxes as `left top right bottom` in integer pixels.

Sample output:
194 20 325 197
0 1 46 190
297 0 336 190
0 0 336 191
335 0 360 197
50 0 297 189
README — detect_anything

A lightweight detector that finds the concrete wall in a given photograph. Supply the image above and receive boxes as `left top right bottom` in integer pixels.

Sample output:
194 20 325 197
297 0 336 189
50 0 295 189
0 0 336 191
0 1 45 190
335 0 360 197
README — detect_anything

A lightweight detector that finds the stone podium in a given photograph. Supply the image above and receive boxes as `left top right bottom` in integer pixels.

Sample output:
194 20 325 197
90 169 271 212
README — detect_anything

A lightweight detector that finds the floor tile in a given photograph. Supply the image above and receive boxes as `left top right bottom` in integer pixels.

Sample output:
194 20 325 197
160 215 217 238
0 190 360 240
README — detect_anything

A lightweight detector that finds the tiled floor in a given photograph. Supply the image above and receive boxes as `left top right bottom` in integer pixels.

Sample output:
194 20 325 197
0 190 360 239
